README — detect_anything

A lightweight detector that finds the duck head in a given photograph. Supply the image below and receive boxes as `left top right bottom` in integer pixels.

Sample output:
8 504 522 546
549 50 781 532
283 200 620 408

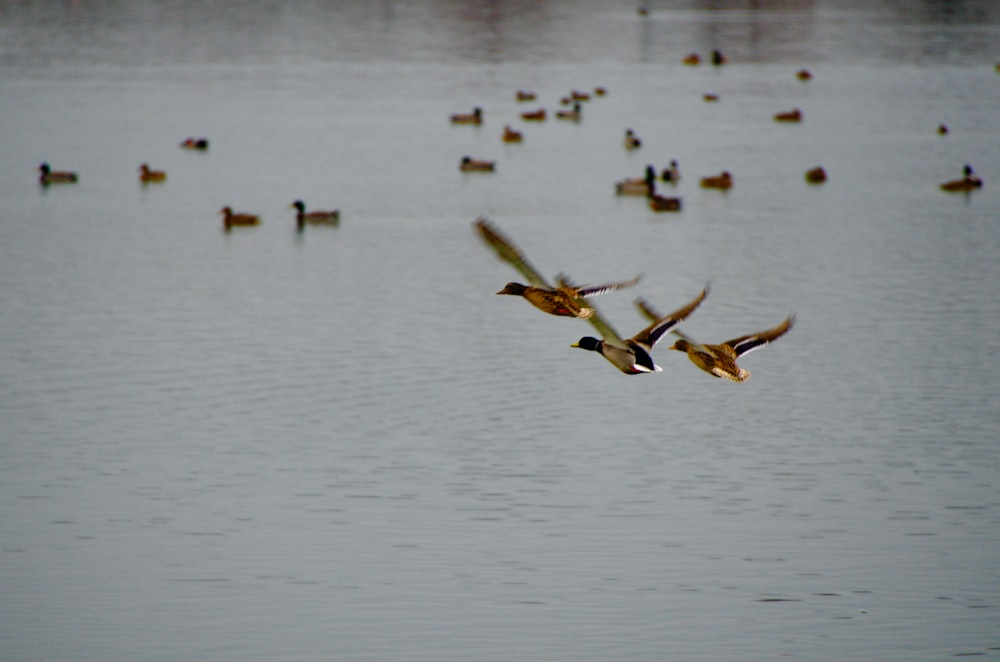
571 337 602 352
497 282 528 296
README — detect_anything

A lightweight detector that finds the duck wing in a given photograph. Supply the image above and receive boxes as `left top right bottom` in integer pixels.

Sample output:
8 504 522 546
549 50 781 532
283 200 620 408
473 217 551 288
723 315 795 358
631 286 710 349
573 274 642 298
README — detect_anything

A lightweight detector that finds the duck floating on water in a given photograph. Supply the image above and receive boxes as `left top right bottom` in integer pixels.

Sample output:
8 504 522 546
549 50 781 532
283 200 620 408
219 206 260 230
180 137 209 150
38 162 78 185
138 163 166 183
700 171 733 189
290 200 339 228
460 156 495 172
940 164 983 192
450 107 483 125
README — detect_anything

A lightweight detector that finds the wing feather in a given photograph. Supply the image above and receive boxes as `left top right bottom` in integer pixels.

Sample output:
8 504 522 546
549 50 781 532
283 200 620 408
473 217 551 288
725 315 796 358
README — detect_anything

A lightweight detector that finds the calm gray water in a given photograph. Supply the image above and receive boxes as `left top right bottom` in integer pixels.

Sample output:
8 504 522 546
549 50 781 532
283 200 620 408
2 1 999 660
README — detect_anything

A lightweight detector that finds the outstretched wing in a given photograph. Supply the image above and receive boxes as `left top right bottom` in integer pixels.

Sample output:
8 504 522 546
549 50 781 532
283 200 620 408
473 217 550 288
632 285 710 348
558 274 627 348
724 315 796 358
574 274 642 298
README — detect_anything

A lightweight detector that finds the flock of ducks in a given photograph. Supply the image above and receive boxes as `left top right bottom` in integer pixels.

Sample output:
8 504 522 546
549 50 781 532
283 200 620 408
37 137 340 233
474 218 794 382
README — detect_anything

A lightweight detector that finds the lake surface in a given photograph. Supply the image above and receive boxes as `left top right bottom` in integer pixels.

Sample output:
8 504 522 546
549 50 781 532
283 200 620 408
1 1 999 660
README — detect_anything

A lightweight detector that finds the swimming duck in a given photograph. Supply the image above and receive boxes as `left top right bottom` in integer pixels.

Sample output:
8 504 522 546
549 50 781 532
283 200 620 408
703 93 720 102
660 314 795 383
805 166 827 184
571 285 710 374
473 218 640 320
594 86 608 96
290 200 339 227
700 171 733 189
571 90 591 101
180 137 209 150
450 107 483 125
940 164 983 192
649 194 682 212
502 125 523 143
219 206 261 230
774 108 803 122
796 69 812 81
616 165 657 195
520 108 547 121
516 90 537 102
937 124 949 135
624 128 642 150
38 162 78 184
138 163 166 183
556 102 582 121
683 53 701 65
661 160 681 183
460 156 495 172
711 49 728 65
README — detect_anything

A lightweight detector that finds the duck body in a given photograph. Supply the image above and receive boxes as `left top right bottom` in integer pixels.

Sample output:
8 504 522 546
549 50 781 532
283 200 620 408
460 156 495 172
700 171 733 189
805 166 827 184
556 103 582 121
572 286 710 375
796 69 812 81
502 125 523 143
516 90 537 102
666 315 795 382
180 137 209 150
649 194 682 212
616 165 657 195
38 162 78 184
624 128 642 150
219 206 261 230
520 108 547 121
661 160 681 183
291 200 339 227
940 164 983 192
451 107 483 125
139 163 167 183
774 108 803 122
703 93 720 102
683 52 701 65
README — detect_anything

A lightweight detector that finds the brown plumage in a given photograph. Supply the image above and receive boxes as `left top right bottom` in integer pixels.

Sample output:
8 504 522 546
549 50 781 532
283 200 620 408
450 107 483 125
700 171 733 189
219 206 261 230
139 163 167 183
520 108 547 121
774 108 803 122
38 163 78 184
661 314 796 382
940 164 982 192
502 125 523 143
805 166 827 184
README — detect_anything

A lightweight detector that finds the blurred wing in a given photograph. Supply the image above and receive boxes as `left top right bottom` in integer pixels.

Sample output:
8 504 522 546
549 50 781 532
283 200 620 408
632 286 710 348
725 315 796 358
473 217 550 288
575 274 642 298
558 274 627 347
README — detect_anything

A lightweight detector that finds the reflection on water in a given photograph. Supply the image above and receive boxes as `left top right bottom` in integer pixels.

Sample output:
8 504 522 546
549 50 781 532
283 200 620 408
1 1 999 661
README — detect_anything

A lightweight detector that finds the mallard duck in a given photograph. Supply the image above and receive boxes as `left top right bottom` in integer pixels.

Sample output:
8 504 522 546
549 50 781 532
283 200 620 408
774 108 803 122
796 69 812 81
616 165 657 195
594 86 608 96
516 90 537 102
502 125 523 143
937 124 949 135
450 107 483 125
703 93 720 102
683 53 701 65
473 218 640 319
291 200 339 227
520 108 547 121
658 314 796 383
805 166 827 184
661 160 681 183
460 156 495 172
571 285 710 374
700 171 733 189
556 102 582 121
711 49 728 65
624 128 642 150
940 164 983 192
637 299 794 382
138 163 166 183
649 194 682 212
219 206 260 230
38 162 78 184
180 137 209 150
571 90 591 101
